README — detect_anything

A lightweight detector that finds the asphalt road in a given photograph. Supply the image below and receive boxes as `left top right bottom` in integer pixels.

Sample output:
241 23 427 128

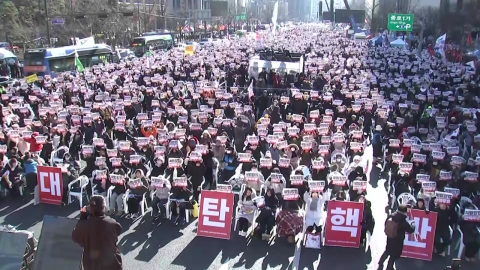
0 145 478 270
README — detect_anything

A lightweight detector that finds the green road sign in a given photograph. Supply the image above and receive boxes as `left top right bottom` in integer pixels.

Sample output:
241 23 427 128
387 13 414 31
235 14 247 21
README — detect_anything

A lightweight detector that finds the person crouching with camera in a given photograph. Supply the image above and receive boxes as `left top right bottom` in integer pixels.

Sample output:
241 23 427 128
72 195 123 270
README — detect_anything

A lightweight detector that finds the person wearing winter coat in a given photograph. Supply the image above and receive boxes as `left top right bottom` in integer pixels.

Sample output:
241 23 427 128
378 205 416 270
303 190 326 233
151 178 171 221
126 170 149 218
459 204 480 262
221 146 238 183
108 167 127 216
22 132 43 154
264 167 286 196
358 195 375 246
254 188 279 240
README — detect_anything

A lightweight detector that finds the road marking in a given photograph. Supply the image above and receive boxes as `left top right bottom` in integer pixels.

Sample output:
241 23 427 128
67 210 80 219
219 259 229 270
291 225 305 270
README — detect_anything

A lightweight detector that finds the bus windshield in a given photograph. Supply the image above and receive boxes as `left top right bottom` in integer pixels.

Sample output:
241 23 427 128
146 39 169 51
78 53 110 66
24 52 45 66
132 38 146 56
47 53 110 73
131 35 173 56
48 57 76 73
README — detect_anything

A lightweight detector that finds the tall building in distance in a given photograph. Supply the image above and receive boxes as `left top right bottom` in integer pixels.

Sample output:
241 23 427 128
287 0 312 20
310 0 319 20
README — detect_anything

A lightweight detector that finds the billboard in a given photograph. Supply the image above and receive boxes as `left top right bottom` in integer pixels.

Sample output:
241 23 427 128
211 1 229 17
334 9 365 24
322 11 333 21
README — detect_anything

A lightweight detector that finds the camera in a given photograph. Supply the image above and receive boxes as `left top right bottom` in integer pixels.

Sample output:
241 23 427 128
445 258 461 270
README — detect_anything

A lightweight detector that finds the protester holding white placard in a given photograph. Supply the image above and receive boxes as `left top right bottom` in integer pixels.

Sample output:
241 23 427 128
254 188 279 241
169 172 194 226
108 170 127 216
186 156 207 201
151 177 171 223
265 167 286 196
126 170 149 219
459 206 480 262
276 188 303 244
303 189 326 235
237 187 257 237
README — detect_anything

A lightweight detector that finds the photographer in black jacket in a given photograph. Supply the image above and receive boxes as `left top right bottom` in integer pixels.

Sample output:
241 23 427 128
72 195 123 270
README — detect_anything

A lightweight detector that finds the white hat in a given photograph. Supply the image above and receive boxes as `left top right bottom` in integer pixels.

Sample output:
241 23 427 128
375 125 382 131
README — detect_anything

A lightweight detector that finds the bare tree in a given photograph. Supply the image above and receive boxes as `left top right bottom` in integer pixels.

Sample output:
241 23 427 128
365 0 380 31
414 6 440 37
406 0 420 13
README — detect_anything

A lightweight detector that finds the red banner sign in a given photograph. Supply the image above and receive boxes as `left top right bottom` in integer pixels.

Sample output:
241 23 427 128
37 166 63 205
324 200 364 248
197 190 234 240
401 209 437 261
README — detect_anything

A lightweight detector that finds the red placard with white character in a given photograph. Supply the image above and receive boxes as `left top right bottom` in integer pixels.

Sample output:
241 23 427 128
37 166 63 205
197 190 234 240
324 200 364 248
401 209 437 261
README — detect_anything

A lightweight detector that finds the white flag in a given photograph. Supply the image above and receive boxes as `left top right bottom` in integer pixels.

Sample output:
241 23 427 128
271 1 279 36
247 80 254 99
434 34 446 60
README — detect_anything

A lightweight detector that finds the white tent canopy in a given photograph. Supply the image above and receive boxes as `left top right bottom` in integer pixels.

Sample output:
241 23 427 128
390 38 407 48
0 48 16 60
354 33 367 39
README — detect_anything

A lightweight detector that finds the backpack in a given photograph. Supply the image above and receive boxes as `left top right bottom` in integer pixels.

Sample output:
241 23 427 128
384 217 398 238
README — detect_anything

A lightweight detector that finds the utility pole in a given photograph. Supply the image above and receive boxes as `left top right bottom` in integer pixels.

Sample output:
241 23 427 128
136 1 141 34
330 0 334 26
154 0 158 30
163 0 167 29
71 0 76 45
204 0 209 37
44 0 51 46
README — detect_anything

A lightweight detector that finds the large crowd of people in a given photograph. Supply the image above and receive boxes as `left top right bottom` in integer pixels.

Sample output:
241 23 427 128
0 23 479 269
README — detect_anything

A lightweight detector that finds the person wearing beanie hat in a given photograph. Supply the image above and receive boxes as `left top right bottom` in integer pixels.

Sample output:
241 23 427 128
378 204 416 270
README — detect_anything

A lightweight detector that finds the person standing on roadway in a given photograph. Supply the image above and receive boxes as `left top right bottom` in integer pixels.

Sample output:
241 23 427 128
72 195 123 270
378 204 416 270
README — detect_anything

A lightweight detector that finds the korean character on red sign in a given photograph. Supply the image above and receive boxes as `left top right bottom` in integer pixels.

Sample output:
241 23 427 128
402 209 437 261
197 190 234 240
324 200 364 248
37 166 63 205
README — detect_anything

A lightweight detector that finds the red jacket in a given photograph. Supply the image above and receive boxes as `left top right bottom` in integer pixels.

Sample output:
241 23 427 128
24 133 43 152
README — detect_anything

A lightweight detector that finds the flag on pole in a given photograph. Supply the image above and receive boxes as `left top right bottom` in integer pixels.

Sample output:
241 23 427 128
434 34 446 61
75 50 84 72
247 80 254 99
271 1 279 36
